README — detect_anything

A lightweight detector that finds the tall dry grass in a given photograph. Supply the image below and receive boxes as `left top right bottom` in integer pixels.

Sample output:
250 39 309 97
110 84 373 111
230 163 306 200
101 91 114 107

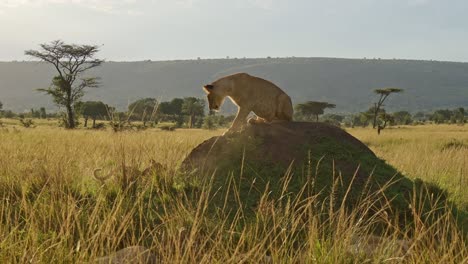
349 125 468 210
0 124 466 263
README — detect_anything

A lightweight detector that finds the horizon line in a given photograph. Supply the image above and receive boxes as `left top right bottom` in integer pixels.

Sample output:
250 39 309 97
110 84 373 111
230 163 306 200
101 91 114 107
1 56 467 64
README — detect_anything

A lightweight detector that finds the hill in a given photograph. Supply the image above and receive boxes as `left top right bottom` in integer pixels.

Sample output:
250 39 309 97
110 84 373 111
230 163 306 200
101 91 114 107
1 57 468 113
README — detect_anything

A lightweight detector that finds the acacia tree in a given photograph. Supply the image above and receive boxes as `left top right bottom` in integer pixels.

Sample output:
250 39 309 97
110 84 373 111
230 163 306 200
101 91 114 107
454 107 466 124
372 88 403 129
430 109 452 124
392 111 412 125
377 113 394 135
128 98 158 126
181 97 205 128
76 101 108 128
157 98 184 126
39 107 47 119
295 101 336 122
25 40 103 128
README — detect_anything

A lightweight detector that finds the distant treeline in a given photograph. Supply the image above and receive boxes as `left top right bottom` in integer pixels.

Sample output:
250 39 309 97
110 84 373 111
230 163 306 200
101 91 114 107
0 98 235 130
295 104 466 127
0 98 466 129
344 107 467 127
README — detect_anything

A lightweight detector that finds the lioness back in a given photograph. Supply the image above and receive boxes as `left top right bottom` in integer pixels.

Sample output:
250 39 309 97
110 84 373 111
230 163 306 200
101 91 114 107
232 73 285 95
203 72 293 133
231 73 293 121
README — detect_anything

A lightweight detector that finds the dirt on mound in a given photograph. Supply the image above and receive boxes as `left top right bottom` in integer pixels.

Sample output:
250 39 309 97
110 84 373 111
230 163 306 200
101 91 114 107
180 122 463 230
181 122 414 217
182 122 376 182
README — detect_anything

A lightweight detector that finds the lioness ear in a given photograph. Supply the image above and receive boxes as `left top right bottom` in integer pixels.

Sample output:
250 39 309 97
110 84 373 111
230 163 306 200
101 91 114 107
203 84 214 93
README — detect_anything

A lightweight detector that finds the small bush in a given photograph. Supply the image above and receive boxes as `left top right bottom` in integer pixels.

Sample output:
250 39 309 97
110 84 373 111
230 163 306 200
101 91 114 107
202 116 216 130
19 118 35 128
92 123 106 129
57 113 79 128
441 139 468 151
159 125 176 131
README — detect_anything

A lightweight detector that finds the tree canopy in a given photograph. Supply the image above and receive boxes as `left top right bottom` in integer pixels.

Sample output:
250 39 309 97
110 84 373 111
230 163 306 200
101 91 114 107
128 98 158 126
25 40 103 128
158 98 184 116
374 88 403 95
430 108 466 124
371 87 403 130
76 101 108 127
181 97 205 128
392 111 412 125
295 101 336 122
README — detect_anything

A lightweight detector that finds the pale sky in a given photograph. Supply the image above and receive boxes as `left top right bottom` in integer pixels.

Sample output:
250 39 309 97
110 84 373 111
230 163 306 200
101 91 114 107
0 0 467 62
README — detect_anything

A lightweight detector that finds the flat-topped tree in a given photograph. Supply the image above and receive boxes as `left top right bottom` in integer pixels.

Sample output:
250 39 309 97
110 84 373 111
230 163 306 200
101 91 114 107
295 101 336 122
372 88 403 129
76 101 108 128
25 40 103 129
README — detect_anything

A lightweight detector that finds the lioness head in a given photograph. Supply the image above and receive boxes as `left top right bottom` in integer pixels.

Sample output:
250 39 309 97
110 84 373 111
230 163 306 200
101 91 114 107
203 84 227 111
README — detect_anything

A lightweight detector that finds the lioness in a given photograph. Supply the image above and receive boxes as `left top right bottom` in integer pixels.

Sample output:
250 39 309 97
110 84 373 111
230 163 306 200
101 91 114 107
203 73 293 134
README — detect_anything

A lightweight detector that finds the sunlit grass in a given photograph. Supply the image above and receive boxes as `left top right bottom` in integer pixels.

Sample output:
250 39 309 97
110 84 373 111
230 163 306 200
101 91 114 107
348 124 468 210
0 121 466 262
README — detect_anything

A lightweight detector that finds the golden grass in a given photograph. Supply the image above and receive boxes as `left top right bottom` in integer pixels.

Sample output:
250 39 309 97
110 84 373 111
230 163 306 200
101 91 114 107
0 122 466 263
0 126 219 180
348 125 468 210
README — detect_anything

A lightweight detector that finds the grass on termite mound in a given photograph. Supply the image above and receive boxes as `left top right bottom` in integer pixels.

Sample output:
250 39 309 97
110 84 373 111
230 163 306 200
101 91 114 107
183 122 466 232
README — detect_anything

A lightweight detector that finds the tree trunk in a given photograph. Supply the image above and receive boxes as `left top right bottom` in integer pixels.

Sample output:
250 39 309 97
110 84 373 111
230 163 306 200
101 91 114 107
316 115 319 122
377 120 387 135
84 117 88 127
66 104 75 129
372 103 378 129
92 118 96 128
189 114 194 128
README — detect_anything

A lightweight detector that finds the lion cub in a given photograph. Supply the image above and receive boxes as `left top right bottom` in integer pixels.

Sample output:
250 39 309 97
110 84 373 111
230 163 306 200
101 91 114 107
203 73 293 134
93 159 164 185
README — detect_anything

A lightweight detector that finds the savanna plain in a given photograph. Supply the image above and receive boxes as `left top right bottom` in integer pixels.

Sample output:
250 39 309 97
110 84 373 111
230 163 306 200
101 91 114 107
0 120 467 263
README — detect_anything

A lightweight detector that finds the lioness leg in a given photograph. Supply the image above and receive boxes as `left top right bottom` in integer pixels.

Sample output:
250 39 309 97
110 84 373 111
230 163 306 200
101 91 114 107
226 108 250 134
248 116 267 124
276 94 293 121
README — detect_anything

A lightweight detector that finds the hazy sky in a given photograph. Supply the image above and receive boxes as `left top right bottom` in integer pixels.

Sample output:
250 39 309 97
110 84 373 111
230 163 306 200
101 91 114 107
0 0 467 62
